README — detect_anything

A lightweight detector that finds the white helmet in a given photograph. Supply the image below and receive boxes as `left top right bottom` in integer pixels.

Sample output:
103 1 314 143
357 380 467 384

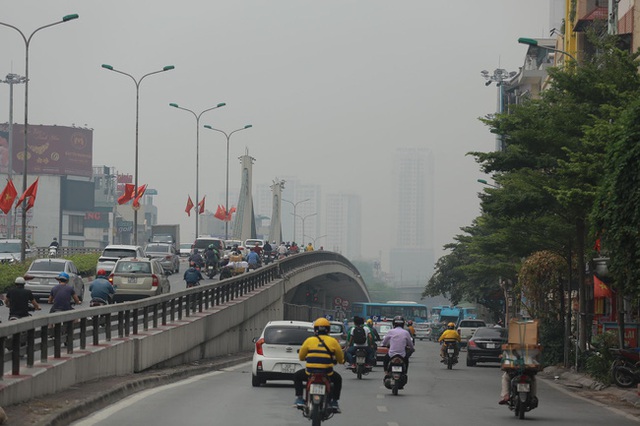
14 277 25 285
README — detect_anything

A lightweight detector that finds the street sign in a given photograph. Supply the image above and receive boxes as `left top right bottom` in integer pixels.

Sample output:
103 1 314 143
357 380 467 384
333 297 342 306
325 314 333 321
341 300 349 308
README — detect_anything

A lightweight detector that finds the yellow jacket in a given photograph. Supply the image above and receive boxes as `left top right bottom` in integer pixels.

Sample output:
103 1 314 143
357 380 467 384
299 334 345 375
439 329 461 342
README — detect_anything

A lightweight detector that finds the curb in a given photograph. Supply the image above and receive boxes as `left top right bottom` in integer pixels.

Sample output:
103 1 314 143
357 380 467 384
34 352 253 426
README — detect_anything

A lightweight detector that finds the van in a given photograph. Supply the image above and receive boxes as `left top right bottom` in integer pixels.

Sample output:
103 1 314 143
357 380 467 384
191 237 225 255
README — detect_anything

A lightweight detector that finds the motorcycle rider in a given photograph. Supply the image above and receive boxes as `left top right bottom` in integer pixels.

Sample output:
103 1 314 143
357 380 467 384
48 272 81 313
188 249 204 269
345 316 376 367
277 242 288 258
89 269 115 304
247 248 260 269
381 316 414 374
49 237 59 248
294 317 345 412
365 318 381 342
407 320 416 343
203 244 220 274
438 322 461 361
5 277 41 319
183 261 204 287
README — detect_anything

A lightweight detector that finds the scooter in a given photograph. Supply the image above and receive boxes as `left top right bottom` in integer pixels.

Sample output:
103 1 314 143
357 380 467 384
89 297 110 307
507 370 538 419
383 354 407 395
48 245 58 258
297 373 337 426
443 341 458 370
205 262 218 279
351 346 373 379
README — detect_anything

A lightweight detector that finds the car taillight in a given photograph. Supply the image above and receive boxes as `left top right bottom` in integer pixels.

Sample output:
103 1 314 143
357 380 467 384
165 255 172 260
152 274 159 286
255 337 265 355
108 274 114 284
468 340 478 349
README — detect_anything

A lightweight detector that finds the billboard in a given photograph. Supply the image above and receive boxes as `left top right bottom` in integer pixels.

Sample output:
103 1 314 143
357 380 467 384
61 178 95 211
7 124 93 177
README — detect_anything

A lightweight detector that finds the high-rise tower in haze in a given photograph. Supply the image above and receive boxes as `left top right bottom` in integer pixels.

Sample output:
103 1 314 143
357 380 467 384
390 147 434 287
325 193 361 259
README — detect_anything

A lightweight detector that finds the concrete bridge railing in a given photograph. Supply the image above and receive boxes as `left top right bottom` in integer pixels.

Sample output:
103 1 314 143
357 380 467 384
0 251 365 407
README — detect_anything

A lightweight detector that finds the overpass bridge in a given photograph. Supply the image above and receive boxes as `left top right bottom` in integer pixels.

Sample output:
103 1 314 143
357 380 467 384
0 251 369 407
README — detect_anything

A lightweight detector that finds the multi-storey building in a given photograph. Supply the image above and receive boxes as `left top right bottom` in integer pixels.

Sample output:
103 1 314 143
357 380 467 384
325 193 361 259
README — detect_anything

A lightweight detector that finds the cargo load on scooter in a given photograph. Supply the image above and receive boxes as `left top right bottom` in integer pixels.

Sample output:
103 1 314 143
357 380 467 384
501 319 542 371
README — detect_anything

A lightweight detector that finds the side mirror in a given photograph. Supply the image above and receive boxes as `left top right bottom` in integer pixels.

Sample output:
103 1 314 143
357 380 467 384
252 337 258 343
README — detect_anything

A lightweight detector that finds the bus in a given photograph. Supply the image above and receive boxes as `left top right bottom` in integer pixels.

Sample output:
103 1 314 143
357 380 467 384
430 305 450 323
461 306 478 319
351 301 429 323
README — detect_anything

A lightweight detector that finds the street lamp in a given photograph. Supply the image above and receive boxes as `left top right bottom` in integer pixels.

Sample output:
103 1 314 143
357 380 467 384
171 104 227 239
304 233 326 247
481 68 517 152
282 198 310 243
518 37 578 63
477 179 499 188
102 64 175 245
292 212 316 248
0 13 79 260
203 124 252 240
0 73 27 238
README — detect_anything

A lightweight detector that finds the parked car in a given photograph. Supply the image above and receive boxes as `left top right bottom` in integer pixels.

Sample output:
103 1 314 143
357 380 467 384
0 239 36 264
375 321 394 361
97 245 146 275
144 242 180 274
251 320 314 387
466 326 508 366
109 257 170 302
179 243 192 257
24 258 85 302
330 321 348 349
457 319 487 347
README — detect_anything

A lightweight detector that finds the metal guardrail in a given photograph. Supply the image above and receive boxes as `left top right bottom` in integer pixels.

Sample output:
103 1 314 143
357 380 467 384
34 247 101 258
0 251 357 378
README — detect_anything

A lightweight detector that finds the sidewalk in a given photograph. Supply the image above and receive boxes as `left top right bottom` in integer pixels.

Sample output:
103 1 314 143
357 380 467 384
540 365 640 418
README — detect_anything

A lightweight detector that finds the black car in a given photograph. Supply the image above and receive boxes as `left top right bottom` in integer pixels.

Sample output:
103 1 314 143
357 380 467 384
466 327 508 366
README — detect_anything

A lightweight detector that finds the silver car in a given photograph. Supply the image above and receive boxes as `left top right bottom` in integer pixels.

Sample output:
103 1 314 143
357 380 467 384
24 258 85 302
0 239 36 264
144 243 180 274
110 257 170 302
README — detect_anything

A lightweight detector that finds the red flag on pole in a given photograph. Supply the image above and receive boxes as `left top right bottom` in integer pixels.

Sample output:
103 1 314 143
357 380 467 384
226 206 237 222
214 204 226 221
0 179 18 214
15 178 39 212
198 196 205 214
117 184 135 205
185 196 194 217
132 184 147 208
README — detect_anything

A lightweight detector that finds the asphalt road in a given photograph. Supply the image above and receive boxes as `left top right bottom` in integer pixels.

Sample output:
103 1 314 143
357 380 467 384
70 340 640 426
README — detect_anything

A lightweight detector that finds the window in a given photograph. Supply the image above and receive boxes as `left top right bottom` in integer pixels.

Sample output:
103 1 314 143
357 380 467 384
69 215 84 236
264 326 314 345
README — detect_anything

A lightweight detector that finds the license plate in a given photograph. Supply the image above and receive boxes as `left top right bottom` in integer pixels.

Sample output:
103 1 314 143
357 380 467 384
280 363 297 374
517 383 530 392
356 356 365 363
391 366 402 372
486 343 496 349
309 384 325 395
447 349 455 354
127 277 137 284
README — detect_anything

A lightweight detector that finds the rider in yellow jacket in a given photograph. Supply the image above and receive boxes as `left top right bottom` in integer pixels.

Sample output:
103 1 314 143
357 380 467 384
438 322 461 360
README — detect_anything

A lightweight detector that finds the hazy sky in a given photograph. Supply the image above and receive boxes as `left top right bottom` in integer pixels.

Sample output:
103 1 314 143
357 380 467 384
0 1 552 262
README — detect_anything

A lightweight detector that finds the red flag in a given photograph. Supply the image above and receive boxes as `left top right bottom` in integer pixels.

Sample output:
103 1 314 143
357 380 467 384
185 196 194 217
225 206 237 222
117 184 135 205
15 178 39 212
214 204 226 221
132 184 147 208
594 276 613 298
198 196 205 214
0 179 18 214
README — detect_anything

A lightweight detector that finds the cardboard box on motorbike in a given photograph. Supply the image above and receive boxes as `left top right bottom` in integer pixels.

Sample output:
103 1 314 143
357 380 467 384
501 319 542 371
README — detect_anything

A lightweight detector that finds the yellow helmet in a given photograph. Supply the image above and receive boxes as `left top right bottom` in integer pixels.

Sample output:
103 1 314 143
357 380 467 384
366 319 373 326
314 317 331 335
447 322 456 328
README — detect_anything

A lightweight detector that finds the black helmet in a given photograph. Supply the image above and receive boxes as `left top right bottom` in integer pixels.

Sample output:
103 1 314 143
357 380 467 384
353 316 364 326
392 316 405 328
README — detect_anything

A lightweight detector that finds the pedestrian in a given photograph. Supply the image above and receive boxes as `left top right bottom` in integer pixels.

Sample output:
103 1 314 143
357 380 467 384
5 277 41 319
48 272 81 313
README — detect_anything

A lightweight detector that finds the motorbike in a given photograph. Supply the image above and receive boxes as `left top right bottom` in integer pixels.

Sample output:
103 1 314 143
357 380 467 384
89 297 110 307
507 370 538 419
48 245 58 258
351 346 373 379
383 354 407 395
205 262 218 279
610 348 640 388
297 373 336 426
443 341 458 370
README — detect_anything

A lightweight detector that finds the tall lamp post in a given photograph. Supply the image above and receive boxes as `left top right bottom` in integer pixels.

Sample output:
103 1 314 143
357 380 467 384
304 233 326 248
518 37 578 63
203 124 252 240
0 73 27 238
0 13 79 260
102 64 175 245
170 103 226 239
282 198 310 243
480 68 516 152
295 213 317 248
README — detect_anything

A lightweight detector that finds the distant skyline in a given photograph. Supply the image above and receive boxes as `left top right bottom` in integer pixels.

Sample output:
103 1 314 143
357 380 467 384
0 1 555 267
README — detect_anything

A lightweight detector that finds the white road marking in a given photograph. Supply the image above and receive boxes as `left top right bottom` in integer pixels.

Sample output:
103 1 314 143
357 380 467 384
72 362 250 425
388 423 400 426
377 405 388 412
376 394 385 399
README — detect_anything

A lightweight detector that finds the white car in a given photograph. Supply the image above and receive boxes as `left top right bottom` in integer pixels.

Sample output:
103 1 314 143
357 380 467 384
0 239 36 264
251 320 314 387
